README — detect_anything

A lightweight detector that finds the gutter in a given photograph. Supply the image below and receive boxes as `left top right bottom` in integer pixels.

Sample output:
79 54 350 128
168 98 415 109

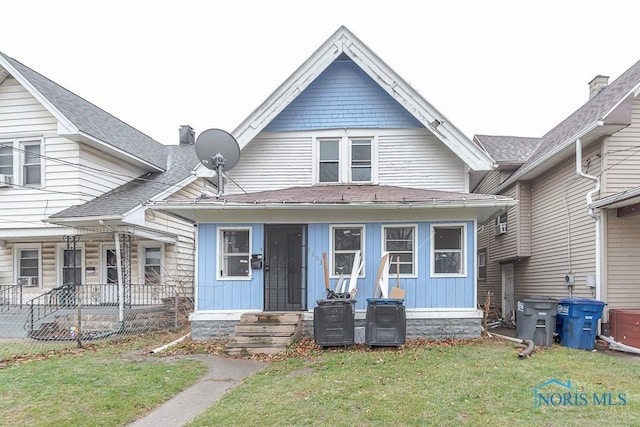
495 120 603 194
575 139 602 301
148 198 518 212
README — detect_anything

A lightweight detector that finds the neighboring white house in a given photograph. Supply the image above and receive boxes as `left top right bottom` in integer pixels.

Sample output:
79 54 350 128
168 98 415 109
474 59 640 327
151 26 516 341
0 51 210 305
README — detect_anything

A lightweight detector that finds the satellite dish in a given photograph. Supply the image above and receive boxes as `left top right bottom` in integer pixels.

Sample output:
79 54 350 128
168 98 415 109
195 128 240 197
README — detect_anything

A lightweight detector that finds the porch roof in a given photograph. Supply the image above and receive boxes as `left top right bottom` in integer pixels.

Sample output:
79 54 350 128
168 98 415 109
150 185 516 223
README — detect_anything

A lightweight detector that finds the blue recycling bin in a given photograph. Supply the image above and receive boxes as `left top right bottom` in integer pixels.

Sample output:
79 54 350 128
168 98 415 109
556 298 606 350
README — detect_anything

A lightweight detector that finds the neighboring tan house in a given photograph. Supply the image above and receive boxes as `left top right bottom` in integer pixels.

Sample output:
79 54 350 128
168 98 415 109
151 26 516 345
474 59 640 326
0 51 209 309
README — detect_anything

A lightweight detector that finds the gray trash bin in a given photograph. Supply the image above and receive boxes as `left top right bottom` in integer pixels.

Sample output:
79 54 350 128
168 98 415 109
515 296 558 347
314 299 355 347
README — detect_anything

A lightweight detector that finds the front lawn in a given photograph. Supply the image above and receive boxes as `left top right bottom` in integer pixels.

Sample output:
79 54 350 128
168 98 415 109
0 335 207 427
189 339 640 426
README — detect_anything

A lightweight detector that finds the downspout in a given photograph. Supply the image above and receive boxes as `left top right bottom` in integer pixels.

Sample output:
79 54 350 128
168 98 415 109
575 139 601 301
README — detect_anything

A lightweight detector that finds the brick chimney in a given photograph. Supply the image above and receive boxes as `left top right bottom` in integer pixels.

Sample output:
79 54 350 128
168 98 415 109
588 75 609 100
179 125 195 145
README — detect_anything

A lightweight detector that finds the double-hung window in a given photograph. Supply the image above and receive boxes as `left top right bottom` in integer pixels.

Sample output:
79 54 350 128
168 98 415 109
383 225 416 276
331 226 364 276
139 243 163 285
432 225 466 276
219 228 251 278
0 138 42 187
15 244 41 287
319 139 340 183
316 136 374 184
478 249 487 280
350 138 372 182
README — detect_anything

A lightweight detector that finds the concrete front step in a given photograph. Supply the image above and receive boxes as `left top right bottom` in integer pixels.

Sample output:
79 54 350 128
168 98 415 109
235 324 297 336
225 346 285 356
227 335 293 346
225 312 303 355
240 312 302 324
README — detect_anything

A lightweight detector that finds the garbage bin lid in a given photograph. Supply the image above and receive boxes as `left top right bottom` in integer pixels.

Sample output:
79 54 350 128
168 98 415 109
558 298 606 306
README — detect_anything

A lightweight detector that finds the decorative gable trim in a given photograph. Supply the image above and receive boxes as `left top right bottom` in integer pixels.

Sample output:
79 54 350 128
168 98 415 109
226 26 494 172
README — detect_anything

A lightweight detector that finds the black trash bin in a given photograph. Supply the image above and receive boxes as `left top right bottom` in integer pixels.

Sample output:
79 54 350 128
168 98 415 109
365 298 406 347
515 297 558 347
314 299 355 347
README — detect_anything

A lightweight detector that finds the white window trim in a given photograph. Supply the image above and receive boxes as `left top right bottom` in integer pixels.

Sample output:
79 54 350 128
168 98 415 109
329 224 365 279
13 243 42 288
0 137 44 187
55 242 85 286
430 223 467 278
138 241 165 285
217 226 252 281
381 224 418 278
313 134 377 185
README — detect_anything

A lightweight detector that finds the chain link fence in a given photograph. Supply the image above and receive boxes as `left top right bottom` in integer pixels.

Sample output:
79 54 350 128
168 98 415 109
0 283 193 362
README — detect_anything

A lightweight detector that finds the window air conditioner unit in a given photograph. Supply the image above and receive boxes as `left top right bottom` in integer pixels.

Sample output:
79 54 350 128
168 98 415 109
495 222 507 235
17 276 38 287
0 174 12 187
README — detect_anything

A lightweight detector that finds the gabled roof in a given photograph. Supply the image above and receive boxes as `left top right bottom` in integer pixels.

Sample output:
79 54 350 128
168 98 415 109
226 26 494 172
48 144 199 222
0 51 167 171
494 58 640 193
473 135 542 166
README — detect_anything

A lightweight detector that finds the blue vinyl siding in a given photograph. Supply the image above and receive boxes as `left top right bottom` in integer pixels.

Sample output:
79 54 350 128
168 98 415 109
197 221 475 311
264 58 423 131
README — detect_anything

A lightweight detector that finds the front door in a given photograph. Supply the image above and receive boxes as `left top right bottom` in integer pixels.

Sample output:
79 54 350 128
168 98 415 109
264 225 306 311
501 263 515 325
101 246 119 305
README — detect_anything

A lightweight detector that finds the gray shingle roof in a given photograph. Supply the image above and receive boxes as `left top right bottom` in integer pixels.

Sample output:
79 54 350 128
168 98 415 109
50 144 198 218
512 59 640 181
474 135 542 164
0 51 167 170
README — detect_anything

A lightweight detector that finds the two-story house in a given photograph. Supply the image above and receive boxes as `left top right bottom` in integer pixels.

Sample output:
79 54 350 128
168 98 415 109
475 59 640 329
151 26 516 344
0 52 208 316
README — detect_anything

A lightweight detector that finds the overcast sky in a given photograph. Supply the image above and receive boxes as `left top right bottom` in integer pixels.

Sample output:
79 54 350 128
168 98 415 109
3 0 639 145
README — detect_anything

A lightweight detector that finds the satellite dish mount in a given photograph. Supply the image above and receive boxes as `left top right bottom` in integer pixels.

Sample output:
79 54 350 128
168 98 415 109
195 129 240 198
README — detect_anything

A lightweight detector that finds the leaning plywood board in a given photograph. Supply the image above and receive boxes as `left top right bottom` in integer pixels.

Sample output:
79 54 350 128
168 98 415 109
373 253 390 298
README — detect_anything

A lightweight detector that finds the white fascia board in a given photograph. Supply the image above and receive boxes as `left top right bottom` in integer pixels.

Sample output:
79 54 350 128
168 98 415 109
0 226 98 238
343 42 493 172
74 131 165 172
495 120 603 194
151 198 517 212
123 176 198 226
0 57 78 135
232 38 343 150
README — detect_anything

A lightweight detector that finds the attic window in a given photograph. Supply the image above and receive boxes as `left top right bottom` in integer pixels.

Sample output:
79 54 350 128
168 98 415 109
316 136 375 184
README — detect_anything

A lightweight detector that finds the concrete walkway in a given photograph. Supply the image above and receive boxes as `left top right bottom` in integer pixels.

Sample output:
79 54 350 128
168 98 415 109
128 355 265 427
